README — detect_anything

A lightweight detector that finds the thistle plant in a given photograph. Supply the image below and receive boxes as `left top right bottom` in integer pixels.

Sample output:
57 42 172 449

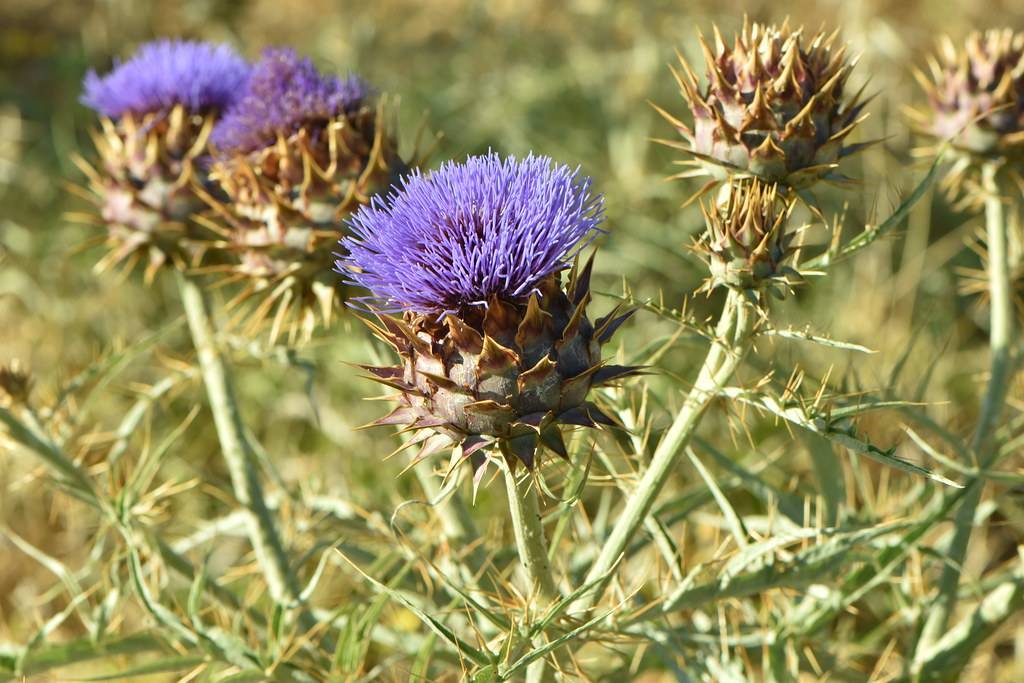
204 48 403 342
74 40 250 281
76 41 320 639
910 30 1024 204
910 30 1023 670
338 152 640 680
657 18 870 201
574 19 869 612
339 152 637 492
14 8 1024 682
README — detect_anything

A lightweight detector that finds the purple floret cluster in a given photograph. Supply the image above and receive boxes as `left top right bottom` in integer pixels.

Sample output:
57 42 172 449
81 39 250 118
210 47 372 155
338 153 605 315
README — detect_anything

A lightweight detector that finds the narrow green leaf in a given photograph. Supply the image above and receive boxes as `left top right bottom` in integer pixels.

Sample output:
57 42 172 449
761 327 876 354
336 550 494 667
804 157 941 269
630 522 909 621
720 388 962 488
500 608 613 679
0 406 97 502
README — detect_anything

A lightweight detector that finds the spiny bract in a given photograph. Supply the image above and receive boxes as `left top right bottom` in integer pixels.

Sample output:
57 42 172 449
659 18 869 199
204 48 404 343
698 180 798 293
911 30 1024 202
76 40 250 281
338 153 639 483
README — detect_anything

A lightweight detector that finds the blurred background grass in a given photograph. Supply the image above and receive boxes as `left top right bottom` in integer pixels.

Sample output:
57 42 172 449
3 0 1024 680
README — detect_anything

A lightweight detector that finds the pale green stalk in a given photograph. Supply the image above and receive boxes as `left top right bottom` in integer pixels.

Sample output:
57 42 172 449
576 288 755 611
176 272 304 611
503 464 560 603
501 462 563 683
915 160 1017 659
913 571 1024 680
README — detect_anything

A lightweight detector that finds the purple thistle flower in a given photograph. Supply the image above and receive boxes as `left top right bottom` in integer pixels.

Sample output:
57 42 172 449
81 39 250 119
210 47 372 155
338 153 605 315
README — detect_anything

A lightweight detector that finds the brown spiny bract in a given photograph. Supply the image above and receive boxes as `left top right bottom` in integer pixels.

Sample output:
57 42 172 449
204 101 403 343
359 259 639 480
73 105 210 282
659 19 869 198
911 30 1024 201
698 180 797 292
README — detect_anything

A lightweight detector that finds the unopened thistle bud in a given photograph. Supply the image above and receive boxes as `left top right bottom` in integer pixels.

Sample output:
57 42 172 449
698 180 798 293
337 153 638 481
206 48 403 343
659 18 869 198
77 40 250 281
0 360 31 406
911 30 1024 202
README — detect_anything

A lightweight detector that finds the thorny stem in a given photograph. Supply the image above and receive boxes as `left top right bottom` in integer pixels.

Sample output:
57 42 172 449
176 273 308 619
914 160 1017 661
576 287 756 611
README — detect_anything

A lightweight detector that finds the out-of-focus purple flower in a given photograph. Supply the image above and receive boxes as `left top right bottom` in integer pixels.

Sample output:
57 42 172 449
211 47 372 155
81 39 250 119
338 153 605 315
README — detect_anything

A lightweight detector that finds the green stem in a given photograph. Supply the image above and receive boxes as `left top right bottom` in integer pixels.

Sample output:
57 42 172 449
914 161 1016 660
176 272 303 609
576 288 755 611
501 463 563 683
913 571 1024 680
0 406 99 508
503 464 560 604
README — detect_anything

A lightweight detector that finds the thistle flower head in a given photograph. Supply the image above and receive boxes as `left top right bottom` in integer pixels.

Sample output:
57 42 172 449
78 40 249 282
202 48 399 344
340 154 636 480
661 18 868 196
340 153 604 315
698 180 797 292
917 31 1024 153
81 39 250 119
912 30 1024 203
211 47 371 155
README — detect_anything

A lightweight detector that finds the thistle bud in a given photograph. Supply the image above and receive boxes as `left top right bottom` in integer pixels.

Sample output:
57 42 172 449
206 48 403 343
661 19 868 195
78 40 250 281
0 360 31 406
912 30 1024 200
698 180 797 292
337 154 638 481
